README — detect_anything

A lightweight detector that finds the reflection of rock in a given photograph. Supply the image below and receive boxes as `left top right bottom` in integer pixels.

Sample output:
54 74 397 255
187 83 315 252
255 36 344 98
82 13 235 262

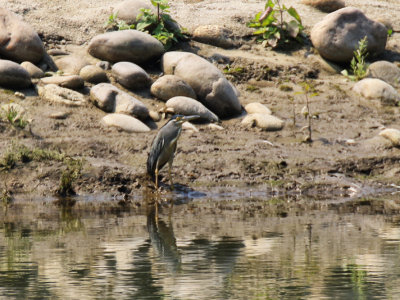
147 207 181 273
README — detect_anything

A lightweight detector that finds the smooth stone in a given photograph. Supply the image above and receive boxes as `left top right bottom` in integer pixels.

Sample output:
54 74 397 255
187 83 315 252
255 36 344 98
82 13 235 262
241 113 284 131
379 128 400 146
182 121 199 132
367 61 400 87
101 113 150 133
79 65 108 84
40 75 84 90
162 51 242 118
207 123 224 130
96 61 112 70
88 30 165 64
14 92 25 99
150 75 197 101
54 55 90 75
353 78 400 106
0 8 45 63
112 0 153 24
165 96 219 123
245 102 272 115
301 0 345 13
111 62 151 90
311 7 387 63
0 59 31 88
49 111 70 119
192 25 236 48
149 110 161 122
21 61 45 78
90 83 149 119
37 84 86 106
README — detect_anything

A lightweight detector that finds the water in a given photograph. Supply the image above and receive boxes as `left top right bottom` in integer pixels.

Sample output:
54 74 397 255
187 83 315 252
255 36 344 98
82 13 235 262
1 194 400 299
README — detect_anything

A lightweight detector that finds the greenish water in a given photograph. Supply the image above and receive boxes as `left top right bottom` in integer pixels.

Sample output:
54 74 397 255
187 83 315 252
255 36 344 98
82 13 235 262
1 193 400 299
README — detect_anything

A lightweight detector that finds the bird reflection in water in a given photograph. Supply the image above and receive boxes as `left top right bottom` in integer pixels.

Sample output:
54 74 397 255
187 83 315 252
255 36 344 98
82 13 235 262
147 204 181 274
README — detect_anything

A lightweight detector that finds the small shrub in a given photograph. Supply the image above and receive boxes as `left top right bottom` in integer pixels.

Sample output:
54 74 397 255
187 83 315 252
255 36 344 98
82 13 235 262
105 13 135 30
57 158 83 196
2 105 28 129
341 36 369 81
247 0 304 48
295 81 318 143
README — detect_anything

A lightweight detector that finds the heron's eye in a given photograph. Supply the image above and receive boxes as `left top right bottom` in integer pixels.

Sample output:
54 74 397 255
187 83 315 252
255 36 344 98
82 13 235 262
176 117 182 121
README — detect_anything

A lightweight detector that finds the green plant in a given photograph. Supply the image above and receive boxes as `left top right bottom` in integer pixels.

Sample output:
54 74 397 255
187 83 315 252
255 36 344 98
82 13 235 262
136 0 185 49
105 13 135 30
57 158 83 196
223 64 245 74
341 36 369 81
295 81 318 143
2 105 28 129
247 0 304 48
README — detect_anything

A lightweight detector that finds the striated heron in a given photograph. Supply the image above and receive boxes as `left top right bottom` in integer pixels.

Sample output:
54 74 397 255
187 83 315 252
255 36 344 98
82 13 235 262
147 114 199 189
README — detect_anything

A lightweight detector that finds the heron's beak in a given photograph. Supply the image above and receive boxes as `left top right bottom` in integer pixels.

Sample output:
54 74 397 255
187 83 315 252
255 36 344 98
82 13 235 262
178 115 200 124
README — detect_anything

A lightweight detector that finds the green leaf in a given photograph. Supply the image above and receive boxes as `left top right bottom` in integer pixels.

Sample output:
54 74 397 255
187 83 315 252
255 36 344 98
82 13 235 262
287 7 302 24
265 0 275 9
261 12 275 27
253 28 268 35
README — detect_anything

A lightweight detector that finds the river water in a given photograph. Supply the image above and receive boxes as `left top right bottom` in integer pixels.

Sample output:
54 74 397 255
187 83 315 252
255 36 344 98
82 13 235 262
1 192 400 299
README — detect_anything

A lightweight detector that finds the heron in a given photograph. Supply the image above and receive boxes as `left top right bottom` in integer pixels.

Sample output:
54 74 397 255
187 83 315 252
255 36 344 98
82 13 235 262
147 114 199 189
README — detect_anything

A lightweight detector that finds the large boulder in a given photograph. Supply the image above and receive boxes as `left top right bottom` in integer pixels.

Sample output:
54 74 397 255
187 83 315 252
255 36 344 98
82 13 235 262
101 113 150 133
367 61 400 88
162 51 242 118
90 83 149 120
192 25 236 48
165 96 219 123
87 30 165 64
0 8 45 63
353 78 400 106
311 7 387 63
40 75 84 90
150 75 197 101
37 84 86 106
111 62 151 90
113 0 153 24
0 59 31 89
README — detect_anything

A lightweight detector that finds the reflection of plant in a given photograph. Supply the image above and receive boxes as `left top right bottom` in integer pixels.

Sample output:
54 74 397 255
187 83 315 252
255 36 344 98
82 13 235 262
136 0 186 49
105 13 135 30
247 0 304 48
341 36 369 81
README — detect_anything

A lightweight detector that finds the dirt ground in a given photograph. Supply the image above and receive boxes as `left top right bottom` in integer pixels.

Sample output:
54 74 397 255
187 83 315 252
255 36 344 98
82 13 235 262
1 0 400 203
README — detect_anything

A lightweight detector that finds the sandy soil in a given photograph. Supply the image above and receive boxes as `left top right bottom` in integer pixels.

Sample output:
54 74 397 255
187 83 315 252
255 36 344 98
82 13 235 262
1 0 400 202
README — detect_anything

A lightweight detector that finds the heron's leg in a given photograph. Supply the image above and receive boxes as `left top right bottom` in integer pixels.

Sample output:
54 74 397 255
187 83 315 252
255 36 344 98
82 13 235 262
168 160 174 190
155 167 159 189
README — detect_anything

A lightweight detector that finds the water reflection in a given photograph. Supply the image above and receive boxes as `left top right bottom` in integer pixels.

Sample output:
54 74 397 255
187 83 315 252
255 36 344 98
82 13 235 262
1 196 400 299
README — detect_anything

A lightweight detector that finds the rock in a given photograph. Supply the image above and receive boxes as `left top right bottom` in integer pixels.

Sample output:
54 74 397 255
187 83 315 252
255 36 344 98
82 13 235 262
182 121 199 133
241 113 284 131
40 75 84 90
301 0 345 13
207 123 224 131
0 59 31 89
311 7 387 63
21 61 45 78
37 84 86 106
88 30 165 64
149 110 161 122
367 61 400 87
79 65 108 84
353 78 400 106
162 51 242 118
113 0 153 24
165 96 219 123
90 83 149 119
379 128 400 147
54 55 90 75
96 61 112 70
14 92 25 99
192 25 236 48
245 102 272 115
111 62 151 90
101 113 150 133
49 111 70 119
150 75 197 101
0 8 45 63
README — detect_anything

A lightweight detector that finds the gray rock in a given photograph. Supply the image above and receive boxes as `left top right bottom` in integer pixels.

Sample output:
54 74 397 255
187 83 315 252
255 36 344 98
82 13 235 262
0 59 31 89
40 75 84 90
54 55 90 75
79 65 108 84
245 102 272 115
21 61 45 78
353 78 400 106
111 62 151 90
90 83 149 119
241 113 284 131
311 7 387 63
379 128 400 147
37 84 86 106
113 0 153 24
162 51 242 118
150 75 196 101
192 25 236 48
0 8 45 63
165 96 219 123
367 61 400 87
101 113 150 133
88 30 165 64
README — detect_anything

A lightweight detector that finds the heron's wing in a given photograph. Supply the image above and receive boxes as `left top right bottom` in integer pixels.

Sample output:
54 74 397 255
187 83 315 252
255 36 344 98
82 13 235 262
147 133 165 179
